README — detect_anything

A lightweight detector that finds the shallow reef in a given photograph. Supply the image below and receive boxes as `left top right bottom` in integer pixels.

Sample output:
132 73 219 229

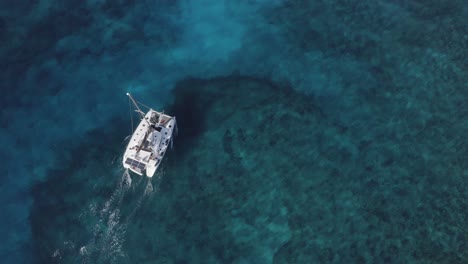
2 0 467 263
31 75 467 263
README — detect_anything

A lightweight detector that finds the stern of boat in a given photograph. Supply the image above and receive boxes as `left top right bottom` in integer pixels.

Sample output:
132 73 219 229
146 165 156 177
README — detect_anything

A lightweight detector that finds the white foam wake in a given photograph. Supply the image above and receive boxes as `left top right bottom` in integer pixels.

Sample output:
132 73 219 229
54 169 158 263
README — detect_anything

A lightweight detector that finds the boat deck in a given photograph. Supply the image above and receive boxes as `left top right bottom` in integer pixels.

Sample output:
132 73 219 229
123 109 176 177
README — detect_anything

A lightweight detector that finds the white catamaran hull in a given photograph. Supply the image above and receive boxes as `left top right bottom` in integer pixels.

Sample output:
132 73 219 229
123 94 176 177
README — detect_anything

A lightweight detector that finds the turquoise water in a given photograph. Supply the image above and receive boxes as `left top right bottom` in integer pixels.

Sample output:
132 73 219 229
1 1 467 263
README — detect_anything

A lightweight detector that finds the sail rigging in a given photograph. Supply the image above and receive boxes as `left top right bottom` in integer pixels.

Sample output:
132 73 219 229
123 93 177 177
127 93 146 119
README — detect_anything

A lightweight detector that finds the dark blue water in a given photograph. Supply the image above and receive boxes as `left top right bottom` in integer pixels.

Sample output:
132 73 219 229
1 1 467 263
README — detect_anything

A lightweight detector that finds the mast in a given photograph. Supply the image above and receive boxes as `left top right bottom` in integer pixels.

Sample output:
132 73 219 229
127 93 145 119
127 93 151 154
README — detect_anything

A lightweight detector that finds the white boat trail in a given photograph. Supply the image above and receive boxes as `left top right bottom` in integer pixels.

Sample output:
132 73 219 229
54 169 158 264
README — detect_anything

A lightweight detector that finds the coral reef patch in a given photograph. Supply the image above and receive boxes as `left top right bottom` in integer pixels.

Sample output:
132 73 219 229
31 75 467 263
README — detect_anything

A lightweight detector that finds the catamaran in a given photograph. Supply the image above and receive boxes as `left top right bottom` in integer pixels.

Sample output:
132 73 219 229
123 93 176 177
